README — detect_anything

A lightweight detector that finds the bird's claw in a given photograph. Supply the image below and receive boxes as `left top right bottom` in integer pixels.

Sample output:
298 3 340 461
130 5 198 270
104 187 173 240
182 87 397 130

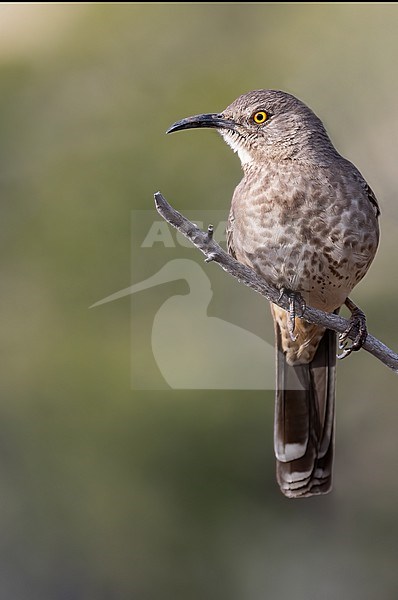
337 307 367 360
278 288 306 342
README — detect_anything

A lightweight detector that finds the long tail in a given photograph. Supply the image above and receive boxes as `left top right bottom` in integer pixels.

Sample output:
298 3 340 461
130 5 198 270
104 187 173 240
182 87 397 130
274 326 336 498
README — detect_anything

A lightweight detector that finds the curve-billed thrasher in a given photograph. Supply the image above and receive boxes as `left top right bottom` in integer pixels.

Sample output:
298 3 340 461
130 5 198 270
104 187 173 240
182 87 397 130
167 90 380 498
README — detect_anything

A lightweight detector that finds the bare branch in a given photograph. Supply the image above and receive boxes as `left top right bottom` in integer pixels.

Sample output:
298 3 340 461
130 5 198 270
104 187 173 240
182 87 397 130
154 191 398 373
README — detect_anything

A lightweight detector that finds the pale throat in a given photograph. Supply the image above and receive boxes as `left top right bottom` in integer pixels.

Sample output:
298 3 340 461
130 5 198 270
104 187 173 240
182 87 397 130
220 130 254 168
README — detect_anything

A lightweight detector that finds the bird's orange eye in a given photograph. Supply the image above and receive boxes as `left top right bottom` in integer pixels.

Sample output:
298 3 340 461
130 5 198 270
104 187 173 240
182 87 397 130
253 111 268 124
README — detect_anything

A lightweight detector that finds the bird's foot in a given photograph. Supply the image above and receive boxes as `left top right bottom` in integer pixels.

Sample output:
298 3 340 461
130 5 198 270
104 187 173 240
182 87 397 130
278 288 306 342
337 299 367 360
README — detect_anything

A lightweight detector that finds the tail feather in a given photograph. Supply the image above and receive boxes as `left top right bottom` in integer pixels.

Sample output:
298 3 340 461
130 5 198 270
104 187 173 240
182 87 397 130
274 326 336 498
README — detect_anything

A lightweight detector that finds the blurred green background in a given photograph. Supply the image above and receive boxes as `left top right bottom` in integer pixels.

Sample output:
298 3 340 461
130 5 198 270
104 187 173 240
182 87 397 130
1 4 398 599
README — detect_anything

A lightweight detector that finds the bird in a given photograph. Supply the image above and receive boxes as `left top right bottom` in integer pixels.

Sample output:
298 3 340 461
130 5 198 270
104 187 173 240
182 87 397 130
166 90 380 498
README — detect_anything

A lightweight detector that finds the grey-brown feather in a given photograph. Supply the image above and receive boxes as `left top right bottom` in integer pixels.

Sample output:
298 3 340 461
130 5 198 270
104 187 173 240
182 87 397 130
274 325 336 498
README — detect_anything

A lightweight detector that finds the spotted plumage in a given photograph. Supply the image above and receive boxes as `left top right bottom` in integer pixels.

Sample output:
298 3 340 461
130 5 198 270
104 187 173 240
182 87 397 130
167 90 380 498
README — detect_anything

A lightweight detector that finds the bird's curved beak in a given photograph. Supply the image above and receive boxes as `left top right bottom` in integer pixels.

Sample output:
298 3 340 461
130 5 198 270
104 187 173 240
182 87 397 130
166 113 236 134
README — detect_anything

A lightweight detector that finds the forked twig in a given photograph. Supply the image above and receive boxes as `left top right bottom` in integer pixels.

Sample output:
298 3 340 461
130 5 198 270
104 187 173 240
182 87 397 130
154 191 398 372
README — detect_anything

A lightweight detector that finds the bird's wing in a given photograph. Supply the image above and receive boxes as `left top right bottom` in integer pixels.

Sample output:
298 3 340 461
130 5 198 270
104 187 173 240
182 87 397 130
364 182 381 218
226 211 237 258
349 162 381 218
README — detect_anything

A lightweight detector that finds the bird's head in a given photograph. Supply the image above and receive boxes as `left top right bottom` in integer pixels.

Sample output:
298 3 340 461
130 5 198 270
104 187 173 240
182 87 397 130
167 90 334 168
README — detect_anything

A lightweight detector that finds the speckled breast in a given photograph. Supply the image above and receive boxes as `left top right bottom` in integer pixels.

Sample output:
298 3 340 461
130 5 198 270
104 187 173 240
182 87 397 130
229 162 379 312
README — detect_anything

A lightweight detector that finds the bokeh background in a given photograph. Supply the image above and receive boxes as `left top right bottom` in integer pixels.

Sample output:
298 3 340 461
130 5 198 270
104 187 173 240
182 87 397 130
1 4 398 599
